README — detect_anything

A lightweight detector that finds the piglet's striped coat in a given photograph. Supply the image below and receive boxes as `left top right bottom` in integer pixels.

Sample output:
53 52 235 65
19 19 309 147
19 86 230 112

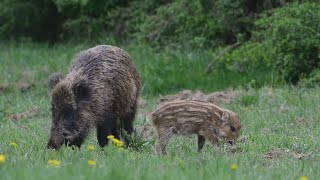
148 100 241 154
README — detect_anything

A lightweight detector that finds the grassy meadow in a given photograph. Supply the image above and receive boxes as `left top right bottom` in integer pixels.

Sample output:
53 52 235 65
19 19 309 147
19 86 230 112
0 42 319 180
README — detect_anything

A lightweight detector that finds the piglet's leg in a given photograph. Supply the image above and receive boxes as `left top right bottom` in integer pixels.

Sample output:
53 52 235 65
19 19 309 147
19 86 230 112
197 135 205 152
202 130 219 148
155 127 172 154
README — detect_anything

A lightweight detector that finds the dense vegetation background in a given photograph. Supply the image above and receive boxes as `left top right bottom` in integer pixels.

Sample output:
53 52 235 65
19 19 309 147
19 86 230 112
0 0 319 89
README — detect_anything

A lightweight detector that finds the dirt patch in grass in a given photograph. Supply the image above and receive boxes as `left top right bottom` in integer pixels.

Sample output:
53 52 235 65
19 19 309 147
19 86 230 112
0 83 10 92
292 152 311 160
157 89 241 106
9 106 40 121
263 149 287 159
263 149 311 160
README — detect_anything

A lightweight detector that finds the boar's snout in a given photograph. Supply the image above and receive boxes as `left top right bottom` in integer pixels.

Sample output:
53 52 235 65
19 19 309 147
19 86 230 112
47 137 63 150
47 130 64 150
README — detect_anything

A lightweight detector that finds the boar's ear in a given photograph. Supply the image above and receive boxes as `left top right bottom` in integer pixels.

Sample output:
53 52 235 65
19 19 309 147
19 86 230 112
221 111 230 122
73 79 90 102
48 73 63 90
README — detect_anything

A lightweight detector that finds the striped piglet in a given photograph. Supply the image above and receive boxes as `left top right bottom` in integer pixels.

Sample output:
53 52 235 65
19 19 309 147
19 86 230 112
147 100 241 154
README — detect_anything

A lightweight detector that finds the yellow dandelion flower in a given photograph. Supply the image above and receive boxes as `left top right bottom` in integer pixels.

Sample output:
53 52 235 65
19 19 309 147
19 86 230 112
108 136 124 147
0 154 5 164
10 142 17 148
87 144 95 151
299 176 308 180
229 163 237 171
47 159 60 167
111 138 120 143
88 160 96 166
107 135 115 140
115 141 124 148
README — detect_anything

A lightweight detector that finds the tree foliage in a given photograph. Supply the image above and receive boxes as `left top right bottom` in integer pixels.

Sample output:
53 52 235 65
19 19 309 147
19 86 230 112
0 0 60 41
0 0 319 85
0 0 288 44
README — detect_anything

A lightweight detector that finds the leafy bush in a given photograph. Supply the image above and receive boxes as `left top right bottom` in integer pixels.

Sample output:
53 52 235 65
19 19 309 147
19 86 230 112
138 0 252 48
0 0 253 46
53 0 139 40
299 69 320 87
0 0 60 41
0 0 317 57
222 2 320 84
220 42 275 74
52 0 253 46
256 2 320 83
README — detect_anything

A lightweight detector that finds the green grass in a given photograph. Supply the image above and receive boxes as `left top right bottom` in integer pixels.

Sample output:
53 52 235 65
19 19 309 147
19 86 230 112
0 42 319 180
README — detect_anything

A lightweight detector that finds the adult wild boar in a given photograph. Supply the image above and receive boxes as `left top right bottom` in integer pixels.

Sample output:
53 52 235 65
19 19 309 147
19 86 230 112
47 45 140 149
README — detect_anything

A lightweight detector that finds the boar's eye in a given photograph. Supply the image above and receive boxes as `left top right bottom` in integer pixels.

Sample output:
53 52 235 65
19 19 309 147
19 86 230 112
51 104 58 118
230 126 236 132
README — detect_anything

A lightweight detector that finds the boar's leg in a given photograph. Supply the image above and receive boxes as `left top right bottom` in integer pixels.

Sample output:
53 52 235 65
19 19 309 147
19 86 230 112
111 124 120 140
47 135 64 150
155 127 172 154
120 106 137 145
97 112 118 147
197 135 206 152
122 112 134 134
97 124 111 148
122 107 137 135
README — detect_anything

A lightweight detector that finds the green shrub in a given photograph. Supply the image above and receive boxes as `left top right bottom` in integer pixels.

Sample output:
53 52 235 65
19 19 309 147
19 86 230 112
139 0 211 48
221 42 275 75
222 2 320 85
299 69 320 87
256 2 320 83
0 0 60 41
0 0 317 55
138 0 251 48
0 0 253 46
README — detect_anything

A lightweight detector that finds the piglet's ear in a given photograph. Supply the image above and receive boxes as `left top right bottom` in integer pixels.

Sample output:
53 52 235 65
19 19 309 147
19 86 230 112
221 111 230 122
48 73 63 90
73 79 90 102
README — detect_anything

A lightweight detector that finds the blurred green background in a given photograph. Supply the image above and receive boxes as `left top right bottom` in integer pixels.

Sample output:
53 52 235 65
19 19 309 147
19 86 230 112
1 0 319 91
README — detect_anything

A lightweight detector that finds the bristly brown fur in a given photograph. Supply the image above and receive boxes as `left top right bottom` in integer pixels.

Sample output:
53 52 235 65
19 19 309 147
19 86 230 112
148 100 241 154
47 45 140 149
